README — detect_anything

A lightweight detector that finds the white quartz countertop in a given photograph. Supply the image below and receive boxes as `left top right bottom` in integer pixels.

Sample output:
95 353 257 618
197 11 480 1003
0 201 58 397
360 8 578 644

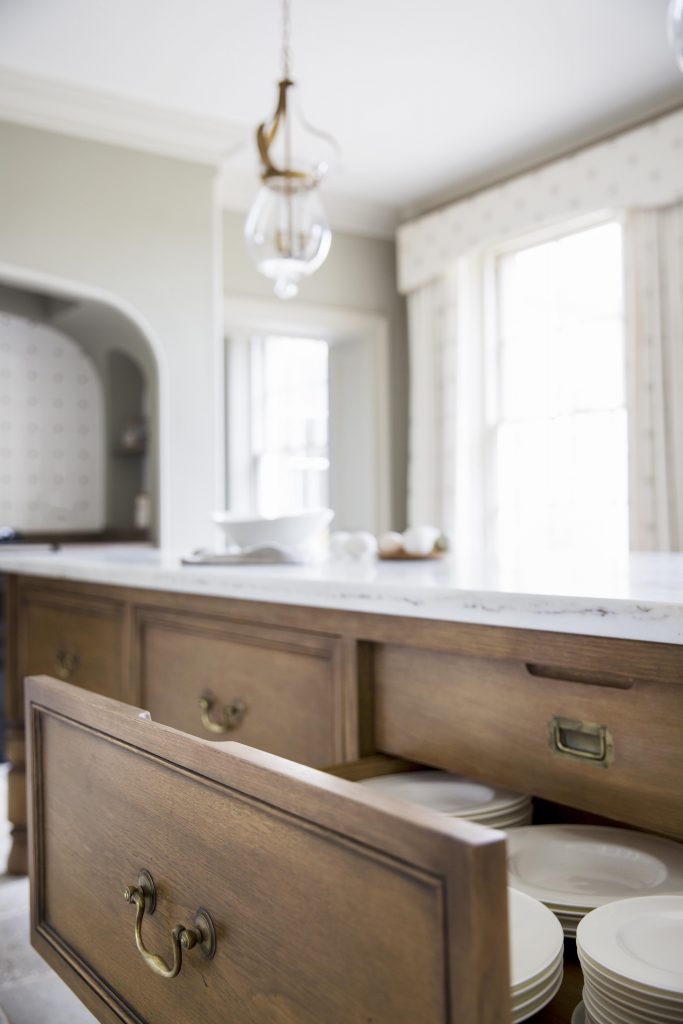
0 544 682 644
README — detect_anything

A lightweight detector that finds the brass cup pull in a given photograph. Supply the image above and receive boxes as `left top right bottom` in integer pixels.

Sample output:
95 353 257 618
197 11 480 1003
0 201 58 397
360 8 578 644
123 870 216 980
55 648 79 681
198 692 247 734
549 716 614 767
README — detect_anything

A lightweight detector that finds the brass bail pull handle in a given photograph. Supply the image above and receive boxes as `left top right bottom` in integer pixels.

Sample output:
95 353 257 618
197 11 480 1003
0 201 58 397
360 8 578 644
198 692 247 734
55 648 79 681
123 870 216 980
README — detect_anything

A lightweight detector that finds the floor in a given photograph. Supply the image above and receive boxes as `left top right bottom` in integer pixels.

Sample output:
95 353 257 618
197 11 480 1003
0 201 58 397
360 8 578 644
0 764 97 1024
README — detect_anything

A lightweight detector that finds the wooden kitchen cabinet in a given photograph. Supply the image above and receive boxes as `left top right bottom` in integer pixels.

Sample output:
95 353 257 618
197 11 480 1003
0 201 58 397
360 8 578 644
5 570 683 1021
374 640 683 837
26 676 511 1024
3 575 356 873
135 606 346 765
12 576 127 704
4 576 129 873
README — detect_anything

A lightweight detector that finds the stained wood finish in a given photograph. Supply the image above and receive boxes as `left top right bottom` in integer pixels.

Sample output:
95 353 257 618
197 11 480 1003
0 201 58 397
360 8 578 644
5 577 126 872
26 676 511 1024
373 645 683 838
135 607 345 766
16 580 125 698
6 571 683 876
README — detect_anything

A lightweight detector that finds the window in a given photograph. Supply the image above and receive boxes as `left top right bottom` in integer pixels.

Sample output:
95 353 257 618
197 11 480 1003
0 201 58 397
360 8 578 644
249 335 329 516
489 220 628 570
224 299 391 532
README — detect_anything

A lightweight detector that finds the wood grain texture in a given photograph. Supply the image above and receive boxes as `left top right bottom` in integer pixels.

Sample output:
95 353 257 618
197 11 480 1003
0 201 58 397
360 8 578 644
135 606 344 765
26 676 511 1024
373 644 683 837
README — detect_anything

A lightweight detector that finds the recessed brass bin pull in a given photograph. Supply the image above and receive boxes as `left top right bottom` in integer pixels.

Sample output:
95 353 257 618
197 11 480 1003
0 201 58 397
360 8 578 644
123 870 216 980
549 716 614 767
198 692 247 734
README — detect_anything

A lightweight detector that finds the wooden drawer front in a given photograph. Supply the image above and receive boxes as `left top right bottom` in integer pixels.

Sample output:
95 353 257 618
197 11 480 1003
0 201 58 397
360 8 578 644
374 645 683 837
138 611 342 766
18 584 124 702
26 677 509 1024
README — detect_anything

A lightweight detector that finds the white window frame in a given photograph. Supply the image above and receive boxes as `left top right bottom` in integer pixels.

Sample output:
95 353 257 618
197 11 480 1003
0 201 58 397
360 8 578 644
480 209 627 562
224 296 391 534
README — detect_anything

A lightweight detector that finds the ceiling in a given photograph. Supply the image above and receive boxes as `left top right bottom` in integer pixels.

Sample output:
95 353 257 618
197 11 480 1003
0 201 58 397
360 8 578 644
0 0 682 234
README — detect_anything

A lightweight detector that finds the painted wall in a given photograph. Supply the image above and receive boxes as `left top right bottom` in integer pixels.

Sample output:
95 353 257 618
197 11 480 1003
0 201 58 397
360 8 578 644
0 121 220 552
223 210 409 529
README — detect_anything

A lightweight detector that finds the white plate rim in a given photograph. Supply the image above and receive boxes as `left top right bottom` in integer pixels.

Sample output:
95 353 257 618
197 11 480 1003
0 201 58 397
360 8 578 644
582 974 683 1021
507 826 683 909
358 771 529 816
508 887 565 986
577 895 683 994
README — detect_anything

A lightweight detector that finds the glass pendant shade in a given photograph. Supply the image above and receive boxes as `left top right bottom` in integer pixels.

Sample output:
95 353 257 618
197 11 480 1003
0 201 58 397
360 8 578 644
245 75 337 299
245 182 331 300
669 0 683 69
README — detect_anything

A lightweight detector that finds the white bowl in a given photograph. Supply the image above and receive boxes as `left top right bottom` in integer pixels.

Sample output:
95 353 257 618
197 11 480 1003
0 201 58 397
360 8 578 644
212 508 334 550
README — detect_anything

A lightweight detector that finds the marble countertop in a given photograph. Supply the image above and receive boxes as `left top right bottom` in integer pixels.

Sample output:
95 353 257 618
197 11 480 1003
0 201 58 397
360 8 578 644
0 544 681 644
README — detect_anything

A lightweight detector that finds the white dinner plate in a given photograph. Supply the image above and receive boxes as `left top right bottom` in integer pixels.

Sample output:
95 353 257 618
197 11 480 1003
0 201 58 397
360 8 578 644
508 887 564 988
583 977 683 1022
571 1002 586 1024
579 945 683 1005
358 771 529 816
583 978 682 1024
512 962 563 1011
511 967 563 1023
512 949 564 997
577 895 683 995
507 826 683 909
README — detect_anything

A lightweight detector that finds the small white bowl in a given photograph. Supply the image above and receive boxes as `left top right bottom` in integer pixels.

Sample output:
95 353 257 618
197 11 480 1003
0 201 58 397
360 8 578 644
212 508 334 550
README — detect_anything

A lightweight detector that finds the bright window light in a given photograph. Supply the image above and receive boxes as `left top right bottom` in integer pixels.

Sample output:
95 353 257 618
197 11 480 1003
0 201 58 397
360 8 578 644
250 335 329 516
493 221 628 570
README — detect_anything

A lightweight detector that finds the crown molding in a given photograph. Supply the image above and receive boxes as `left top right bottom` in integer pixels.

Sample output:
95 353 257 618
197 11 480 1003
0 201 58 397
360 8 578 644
0 66 399 239
0 66 248 164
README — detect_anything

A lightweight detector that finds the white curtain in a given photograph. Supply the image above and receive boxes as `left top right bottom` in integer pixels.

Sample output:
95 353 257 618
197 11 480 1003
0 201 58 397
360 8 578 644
406 271 458 530
624 201 683 551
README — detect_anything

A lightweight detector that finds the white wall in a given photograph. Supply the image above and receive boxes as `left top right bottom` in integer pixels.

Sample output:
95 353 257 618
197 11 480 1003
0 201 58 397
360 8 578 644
223 210 409 529
0 121 221 552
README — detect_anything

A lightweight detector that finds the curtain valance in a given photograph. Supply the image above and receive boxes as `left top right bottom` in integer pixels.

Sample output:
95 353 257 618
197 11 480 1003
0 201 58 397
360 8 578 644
397 107 683 294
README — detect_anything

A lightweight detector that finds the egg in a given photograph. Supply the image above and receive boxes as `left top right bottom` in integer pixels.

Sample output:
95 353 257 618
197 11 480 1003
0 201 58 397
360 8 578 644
402 525 440 556
329 531 351 557
345 531 379 559
378 530 404 555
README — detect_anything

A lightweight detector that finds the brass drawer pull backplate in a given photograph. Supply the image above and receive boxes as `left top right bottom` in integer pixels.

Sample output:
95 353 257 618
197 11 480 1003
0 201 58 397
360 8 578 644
55 648 79 681
123 869 216 979
198 692 247 734
549 716 614 767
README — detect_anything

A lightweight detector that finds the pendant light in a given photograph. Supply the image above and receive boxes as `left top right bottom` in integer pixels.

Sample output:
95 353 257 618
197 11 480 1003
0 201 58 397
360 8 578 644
244 0 337 299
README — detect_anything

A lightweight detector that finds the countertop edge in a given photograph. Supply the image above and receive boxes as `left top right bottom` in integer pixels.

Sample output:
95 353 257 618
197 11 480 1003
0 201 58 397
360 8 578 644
0 547 681 645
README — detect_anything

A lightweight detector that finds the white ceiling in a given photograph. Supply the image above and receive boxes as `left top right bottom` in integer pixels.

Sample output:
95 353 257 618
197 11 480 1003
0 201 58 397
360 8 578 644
1 0 682 233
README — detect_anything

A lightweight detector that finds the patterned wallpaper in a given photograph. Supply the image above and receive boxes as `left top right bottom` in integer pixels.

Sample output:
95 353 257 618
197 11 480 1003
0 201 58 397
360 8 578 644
397 107 683 294
0 313 105 531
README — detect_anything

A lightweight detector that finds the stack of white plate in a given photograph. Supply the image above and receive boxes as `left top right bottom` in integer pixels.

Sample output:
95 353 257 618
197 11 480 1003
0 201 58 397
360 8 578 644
508 887 565 1022
577 895 683 1023
357 770 532 828
507 825 683 937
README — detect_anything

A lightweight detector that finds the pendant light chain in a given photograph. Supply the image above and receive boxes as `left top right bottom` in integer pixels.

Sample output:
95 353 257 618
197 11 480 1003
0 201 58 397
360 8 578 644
280 0 290 79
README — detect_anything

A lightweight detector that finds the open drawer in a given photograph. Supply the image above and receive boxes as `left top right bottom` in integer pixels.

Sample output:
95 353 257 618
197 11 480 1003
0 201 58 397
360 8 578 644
25 676 511 1024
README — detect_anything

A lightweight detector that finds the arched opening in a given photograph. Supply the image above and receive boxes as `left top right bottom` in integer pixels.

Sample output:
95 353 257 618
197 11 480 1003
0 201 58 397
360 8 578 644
0 272 162 543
